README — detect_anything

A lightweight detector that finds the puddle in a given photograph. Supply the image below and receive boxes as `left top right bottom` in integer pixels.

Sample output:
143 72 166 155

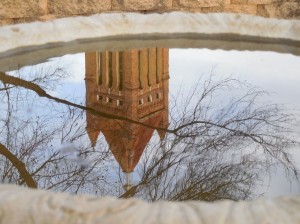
1 45 300 201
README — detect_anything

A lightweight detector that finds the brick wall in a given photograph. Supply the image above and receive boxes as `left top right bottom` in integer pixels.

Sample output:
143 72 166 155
0 0 299 25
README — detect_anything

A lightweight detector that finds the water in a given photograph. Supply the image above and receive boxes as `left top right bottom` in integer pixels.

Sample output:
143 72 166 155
0 46 300 201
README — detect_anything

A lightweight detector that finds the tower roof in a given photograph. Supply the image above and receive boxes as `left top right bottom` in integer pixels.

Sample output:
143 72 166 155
86 127 101 147
156 110 169 140
100 112 164 173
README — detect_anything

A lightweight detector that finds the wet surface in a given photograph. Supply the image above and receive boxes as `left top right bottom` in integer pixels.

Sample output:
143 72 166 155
0 47 300 201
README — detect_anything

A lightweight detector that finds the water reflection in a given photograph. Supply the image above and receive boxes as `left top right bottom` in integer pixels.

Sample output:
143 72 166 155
0 48 299 201
85 49 169 188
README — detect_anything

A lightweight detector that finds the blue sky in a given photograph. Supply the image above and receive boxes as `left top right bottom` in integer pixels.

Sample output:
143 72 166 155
170 49 300 197
7 48 300 198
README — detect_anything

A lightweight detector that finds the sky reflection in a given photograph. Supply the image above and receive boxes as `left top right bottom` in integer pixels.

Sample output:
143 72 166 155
1 48 300 199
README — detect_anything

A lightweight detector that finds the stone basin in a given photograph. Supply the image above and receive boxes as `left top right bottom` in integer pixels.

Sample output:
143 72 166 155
0 11 300 224
0 12 300 70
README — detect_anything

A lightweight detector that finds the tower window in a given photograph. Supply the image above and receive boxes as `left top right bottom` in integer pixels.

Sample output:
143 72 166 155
138 51 142 89
106 97 113 103
119 52 123 91
117 100 123 106
139 99 144 105
156 93 160 99
98 52 102 85
148 95 153 102
97 95 103 101
108 52 113 88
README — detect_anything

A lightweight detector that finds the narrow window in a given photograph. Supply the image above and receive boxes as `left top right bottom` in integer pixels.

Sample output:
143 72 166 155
139 98 144 105
98 52 102 85
117 100 123 106
147 49 151 87
119 52 123 91
97 95 103 101
156 48 162 84
156 93 160 99
138 51 142 89
106 97 112 103
108 52 113 88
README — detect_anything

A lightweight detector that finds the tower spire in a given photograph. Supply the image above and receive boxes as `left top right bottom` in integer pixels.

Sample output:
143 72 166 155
86 127 100 147
123 172 132 191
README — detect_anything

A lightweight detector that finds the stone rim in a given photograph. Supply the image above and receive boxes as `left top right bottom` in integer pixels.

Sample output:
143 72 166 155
0 12 299 53
0 12 299 70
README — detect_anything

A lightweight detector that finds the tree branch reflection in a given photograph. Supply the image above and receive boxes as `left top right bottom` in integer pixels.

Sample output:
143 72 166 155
0 50 299 201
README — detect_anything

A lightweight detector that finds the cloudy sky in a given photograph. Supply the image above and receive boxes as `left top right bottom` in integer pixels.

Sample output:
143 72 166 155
169 49 300 197
11 48 300 198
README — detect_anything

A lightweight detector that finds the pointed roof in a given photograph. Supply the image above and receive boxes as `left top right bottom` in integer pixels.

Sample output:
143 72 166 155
86 127 101 147
156 111 169 140
157 129 167 140
86 109 101 147
99 112 166 173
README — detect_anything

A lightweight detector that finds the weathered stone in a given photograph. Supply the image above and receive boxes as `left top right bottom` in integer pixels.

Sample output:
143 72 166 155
199 6 224 13
231 0 281 5
174 0 230 8
112 0 172 11
13 17 42 24
0 0 47 19
224 4 257 14
231 0 248 4
1 12 300 72
48 0 111 15
39 14 62 22
0 15 66 25
0 184 300 224
0 0 299 25
257 2 300 19
0 19 14 26
112 0 121 11
201 4 257 15
280 2 300 18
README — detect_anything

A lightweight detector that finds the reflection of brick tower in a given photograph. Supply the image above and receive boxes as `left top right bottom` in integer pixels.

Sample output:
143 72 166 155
85 48 169 174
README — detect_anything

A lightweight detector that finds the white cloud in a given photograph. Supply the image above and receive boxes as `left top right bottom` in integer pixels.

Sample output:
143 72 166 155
47 53 85 83
170 49 300 106
170 48 300 198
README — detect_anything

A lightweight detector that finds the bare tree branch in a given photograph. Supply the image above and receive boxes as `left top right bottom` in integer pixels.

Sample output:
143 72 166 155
0 143 37 188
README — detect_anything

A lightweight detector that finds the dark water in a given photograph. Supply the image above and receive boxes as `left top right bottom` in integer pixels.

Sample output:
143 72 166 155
0 47 300 201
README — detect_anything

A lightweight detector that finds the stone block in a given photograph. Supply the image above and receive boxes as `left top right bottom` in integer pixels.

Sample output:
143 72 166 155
224 4 257 14
200 6 223 13
257 2 300 19
0 0 47 19
231 0 248 4
38 14 61 22
12 17 39 24
0 18 14 26
112 0 172 11
201 4 257 15
175 0 230 8
257 4 277 17
48 0 111 15
231 0 281 4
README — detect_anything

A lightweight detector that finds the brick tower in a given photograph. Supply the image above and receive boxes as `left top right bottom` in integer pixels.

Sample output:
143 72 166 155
85 48 169 173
